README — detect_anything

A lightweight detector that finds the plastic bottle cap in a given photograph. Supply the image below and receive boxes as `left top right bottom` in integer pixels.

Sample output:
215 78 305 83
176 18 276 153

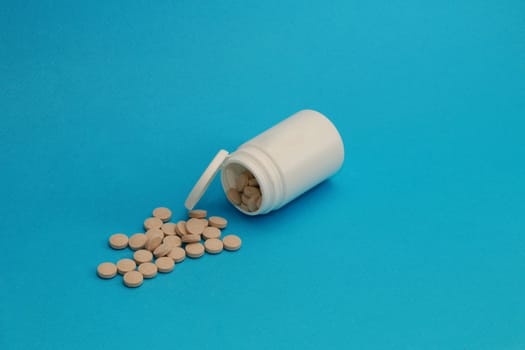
184 149 229 210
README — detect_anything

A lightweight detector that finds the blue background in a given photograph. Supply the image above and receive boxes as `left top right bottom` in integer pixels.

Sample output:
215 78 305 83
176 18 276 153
1 1 524 349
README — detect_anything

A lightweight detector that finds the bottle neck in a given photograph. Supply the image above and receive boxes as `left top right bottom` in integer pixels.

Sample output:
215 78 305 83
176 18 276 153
223 144 285 215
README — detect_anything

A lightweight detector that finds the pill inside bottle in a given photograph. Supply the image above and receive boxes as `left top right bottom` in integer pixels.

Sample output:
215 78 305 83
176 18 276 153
223 168 262 213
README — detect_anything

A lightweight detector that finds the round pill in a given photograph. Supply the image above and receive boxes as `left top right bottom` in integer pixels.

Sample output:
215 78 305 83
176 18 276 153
181 234 201 244
138 262 158 278
246 193 261 205
144 217 163 230
123 270 143 288
248 178 259 186
176 220 188 236
108 233 128 249
117 258 137 275
208 216 228 229
153 207 172 222
168 246 186 263
243 186 260 198
153 243 172 258
97 262 117 279
155 257 175 273
236 172 249 192
188 209 207 219
163 235 181 247
145 227 163 236
129 233 147 250
202 226 221 240
145 232 163 251
133 249 153 264
161 223 177 236
145 227 161 236
145 228 163 240
186 218 206 235
241 193 251 205
204 238 223 254
185 243 205 258
223 234 242 251
226 188 242 205
247 198 258 212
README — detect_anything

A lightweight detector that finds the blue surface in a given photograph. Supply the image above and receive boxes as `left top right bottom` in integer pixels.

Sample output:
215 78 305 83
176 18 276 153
2 1 524 349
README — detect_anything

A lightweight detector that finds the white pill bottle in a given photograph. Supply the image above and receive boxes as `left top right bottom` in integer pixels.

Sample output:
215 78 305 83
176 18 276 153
185 109 345 215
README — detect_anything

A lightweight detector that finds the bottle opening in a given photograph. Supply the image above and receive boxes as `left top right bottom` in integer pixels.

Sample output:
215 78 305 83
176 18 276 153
222 163 263 214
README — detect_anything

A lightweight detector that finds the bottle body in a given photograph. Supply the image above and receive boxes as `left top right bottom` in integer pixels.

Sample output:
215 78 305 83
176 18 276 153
220 109 345 215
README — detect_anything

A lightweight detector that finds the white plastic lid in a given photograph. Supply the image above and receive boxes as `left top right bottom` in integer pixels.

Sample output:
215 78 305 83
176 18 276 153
184 149 229 210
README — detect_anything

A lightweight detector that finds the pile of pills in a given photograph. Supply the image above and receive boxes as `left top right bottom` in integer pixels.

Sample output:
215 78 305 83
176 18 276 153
226 170 262 212
97 207 242 288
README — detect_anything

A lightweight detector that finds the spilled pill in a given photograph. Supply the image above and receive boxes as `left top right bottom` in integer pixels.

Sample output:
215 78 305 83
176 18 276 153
133 249 153 265
223 234 242 251
153 207 172 222
186 218 207 235
168 246 186 263
97 262 117 279
163 235 181 247
176 220 188 236
161 223 177 236
204 238 223 254
153 243 172 258
109 233 128 250
185 243 205 258
156 257 175 273
128 233 147 250
208 216 227 229
202 226 221 240
123 270 143 288
144 217 163 230
117 258 136 275
138 262 158 278
188 209 207 219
